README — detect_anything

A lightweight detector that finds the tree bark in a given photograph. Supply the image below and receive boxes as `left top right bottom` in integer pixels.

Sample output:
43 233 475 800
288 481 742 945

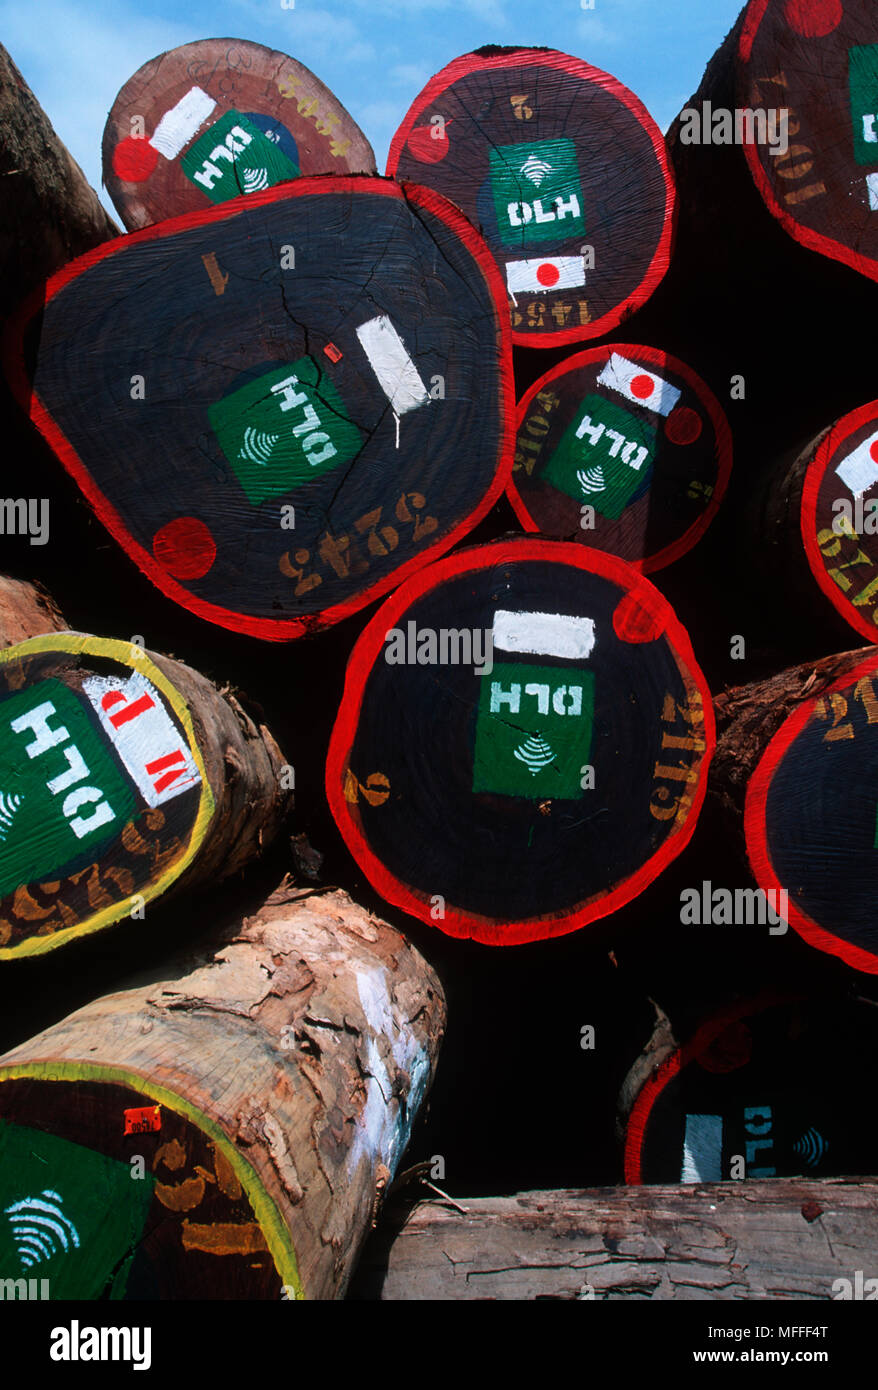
0 881 446 1299
350 1180 878 1300
0 574 66 647
0 42 117 323
0 631 291 958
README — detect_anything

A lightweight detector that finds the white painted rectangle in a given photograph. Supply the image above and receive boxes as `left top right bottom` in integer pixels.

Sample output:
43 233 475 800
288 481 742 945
867 172 878 212
505 255 586 294
83 670 201 808
149 86 217 160
597 352 681 418
681 1113 723 1183
356 315 430 415
835 430 878 499
492 610 596 660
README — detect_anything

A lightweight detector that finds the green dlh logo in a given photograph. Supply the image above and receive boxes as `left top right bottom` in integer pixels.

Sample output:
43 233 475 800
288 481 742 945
209 357 363 505
489 137 586 247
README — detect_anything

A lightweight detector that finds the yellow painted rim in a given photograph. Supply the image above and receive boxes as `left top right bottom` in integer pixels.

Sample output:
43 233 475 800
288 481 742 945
0 634 216 959
0 1059 304 1298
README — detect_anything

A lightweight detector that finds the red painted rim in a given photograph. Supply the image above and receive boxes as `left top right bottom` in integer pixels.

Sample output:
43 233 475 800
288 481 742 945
739 0 878 282
744 648 878 974
3 175 515 642
623 991 797 1184
800 398 878 642
326 536 715 946
386 49 677 348
507 343 733 573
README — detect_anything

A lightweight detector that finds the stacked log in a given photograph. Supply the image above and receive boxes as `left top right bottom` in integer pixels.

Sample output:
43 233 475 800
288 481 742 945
388 47 675 347
0 44 117 324
0 631 289 958
102 38 376 230
350 1180 878 1300
508 344 732 571
4 177 513 639
0 883 445 1298
620 992 878 1185
326 538 713 944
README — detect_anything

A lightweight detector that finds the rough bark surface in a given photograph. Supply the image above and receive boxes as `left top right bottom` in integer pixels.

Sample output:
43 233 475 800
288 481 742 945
0 883 447 1299
0 574 66 646
351 1180 878 1300
0 43 118 321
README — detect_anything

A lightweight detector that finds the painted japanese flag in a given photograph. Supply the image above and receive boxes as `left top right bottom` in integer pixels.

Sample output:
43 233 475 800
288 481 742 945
835 430 878 499
597 353 681 418
505 255 586 295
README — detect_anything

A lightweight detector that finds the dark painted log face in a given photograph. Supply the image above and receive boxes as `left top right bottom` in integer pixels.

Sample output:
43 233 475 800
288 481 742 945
0 637 210 959
745 650 878 973
739 0 878 278
0 1079 285 1298
387 50 674 347
800 400 878 640
624 995 878 1185
6 179 514 640
508 345 732 572
327 540 713 945
102 38 376 231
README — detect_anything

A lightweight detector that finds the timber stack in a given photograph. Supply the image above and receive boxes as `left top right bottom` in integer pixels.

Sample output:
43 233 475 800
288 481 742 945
1 4 878 1308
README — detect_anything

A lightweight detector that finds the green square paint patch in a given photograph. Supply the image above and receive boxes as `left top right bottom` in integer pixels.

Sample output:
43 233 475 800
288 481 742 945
472 661 595 800
542 394 657 520
208 356 363 505
0 680 136 900
489 137 586 247
0 1119 155 1299
181 109 299 203
849 46 878 166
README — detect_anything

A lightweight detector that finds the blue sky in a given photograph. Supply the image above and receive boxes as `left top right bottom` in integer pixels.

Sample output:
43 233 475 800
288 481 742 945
1 0 744 219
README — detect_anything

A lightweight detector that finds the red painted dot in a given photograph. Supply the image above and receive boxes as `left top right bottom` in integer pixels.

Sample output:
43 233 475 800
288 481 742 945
153 518 216 580
870 441 878 464
630 374 655 400
612 588 666 644
783 0 842 38
536 262 560 287
112 136 159 183
697 1022 753 1075
665 406 703 446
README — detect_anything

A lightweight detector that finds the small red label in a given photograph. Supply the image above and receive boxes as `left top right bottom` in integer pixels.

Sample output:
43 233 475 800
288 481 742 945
323 342 343 363
124 1105 161 1135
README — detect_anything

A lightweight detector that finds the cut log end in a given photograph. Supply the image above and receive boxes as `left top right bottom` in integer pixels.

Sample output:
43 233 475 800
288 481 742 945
508 344 732 571
0 633 290 959
327 538 713 944
387 47 675 346
0 885 446 1299
102 38 376 230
